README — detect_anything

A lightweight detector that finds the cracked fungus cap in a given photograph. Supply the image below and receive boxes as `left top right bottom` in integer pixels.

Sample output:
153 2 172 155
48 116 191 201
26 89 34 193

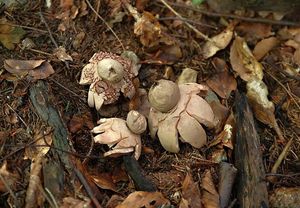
79 51 140 111
126 110 147 134
148 79 180 113
148 82 216 153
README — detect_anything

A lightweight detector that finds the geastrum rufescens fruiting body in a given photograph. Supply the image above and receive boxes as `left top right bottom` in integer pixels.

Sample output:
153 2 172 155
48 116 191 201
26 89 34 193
148 79 217 153
79 51 140 110
91 110 147 160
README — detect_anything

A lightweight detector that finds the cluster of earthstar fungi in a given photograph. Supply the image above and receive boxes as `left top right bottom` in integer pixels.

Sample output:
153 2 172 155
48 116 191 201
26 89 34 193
80 51 216 159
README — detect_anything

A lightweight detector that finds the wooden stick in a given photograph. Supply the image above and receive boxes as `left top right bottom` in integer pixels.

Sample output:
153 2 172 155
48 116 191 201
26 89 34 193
234 92 269 208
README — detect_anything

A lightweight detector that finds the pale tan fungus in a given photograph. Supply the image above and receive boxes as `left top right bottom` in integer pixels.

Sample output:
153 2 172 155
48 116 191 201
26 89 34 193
126 110 147 134
148 79 180 113
148 80 216 153
79 51 140 110
92 117 142 160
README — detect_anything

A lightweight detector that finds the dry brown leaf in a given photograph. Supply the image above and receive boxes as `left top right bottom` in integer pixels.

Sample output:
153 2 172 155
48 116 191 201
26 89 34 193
112 166 129 183
209 101 230 132
134 11 174 47
0 161 19 192
236 22 273 42
202 24 234 59
269 187 300 208
116 191 170 208
253 37 279 61
201 170 220 208
209 123 233 149
153 44 183 64
206 59 236 99
246 79 276 125
136 0 150 12
53 46 73 62
106 195 124 208
25 127 53 159
4 59 44 74
4 59 55 80
278 27 300 41
5 112 18 124
230 37 284 140
91 173 117 192
180 173 202 208
230 36 263 82
210 148 227 163
60 0 74 9
61 197 92 208
293 47 300 65
28 61 55 80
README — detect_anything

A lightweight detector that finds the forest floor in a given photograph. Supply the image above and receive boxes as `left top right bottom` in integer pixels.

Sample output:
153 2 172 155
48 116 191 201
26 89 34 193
0 0 300 207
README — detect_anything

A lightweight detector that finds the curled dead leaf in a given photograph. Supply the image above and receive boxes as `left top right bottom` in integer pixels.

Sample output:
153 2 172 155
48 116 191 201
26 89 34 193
201 170 220 208
4 59 55 80
179 173 202 208
253 37 279 61
134 11 174 47
206 58 237 99
230 36 263 81
202 24 234 59
91 173 117 192
236 22 273 43
246 79 276 125
53 46 73 62
116 191 170 208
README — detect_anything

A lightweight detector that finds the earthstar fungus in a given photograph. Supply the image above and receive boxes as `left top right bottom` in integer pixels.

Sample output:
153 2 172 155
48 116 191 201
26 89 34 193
91 110 147 160
80 51 140 110
148 80 216 153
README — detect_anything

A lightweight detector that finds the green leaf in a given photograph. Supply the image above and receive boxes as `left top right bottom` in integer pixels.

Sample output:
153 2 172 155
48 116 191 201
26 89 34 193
192 0 205 5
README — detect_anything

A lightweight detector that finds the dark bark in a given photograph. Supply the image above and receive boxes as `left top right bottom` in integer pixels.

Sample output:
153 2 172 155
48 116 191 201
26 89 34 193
123 155 157 192
207 0 300 12
30 81 102 207
218 162 237 208
233 92 269 208
29 81 72 172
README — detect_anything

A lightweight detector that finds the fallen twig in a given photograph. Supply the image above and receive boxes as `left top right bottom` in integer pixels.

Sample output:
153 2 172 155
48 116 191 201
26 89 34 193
271 137 293 174
161 1 300 27
123 155 157 192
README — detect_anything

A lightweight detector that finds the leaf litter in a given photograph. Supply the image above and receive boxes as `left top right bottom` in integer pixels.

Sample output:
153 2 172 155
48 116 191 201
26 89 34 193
0 0 299 207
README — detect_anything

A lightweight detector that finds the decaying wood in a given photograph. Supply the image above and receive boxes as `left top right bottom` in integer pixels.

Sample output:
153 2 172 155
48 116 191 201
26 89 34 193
207 0 300 12
234 92 269 208
29 81 72 172
123 155 157 192
29 81 102 207
218 162 237 208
